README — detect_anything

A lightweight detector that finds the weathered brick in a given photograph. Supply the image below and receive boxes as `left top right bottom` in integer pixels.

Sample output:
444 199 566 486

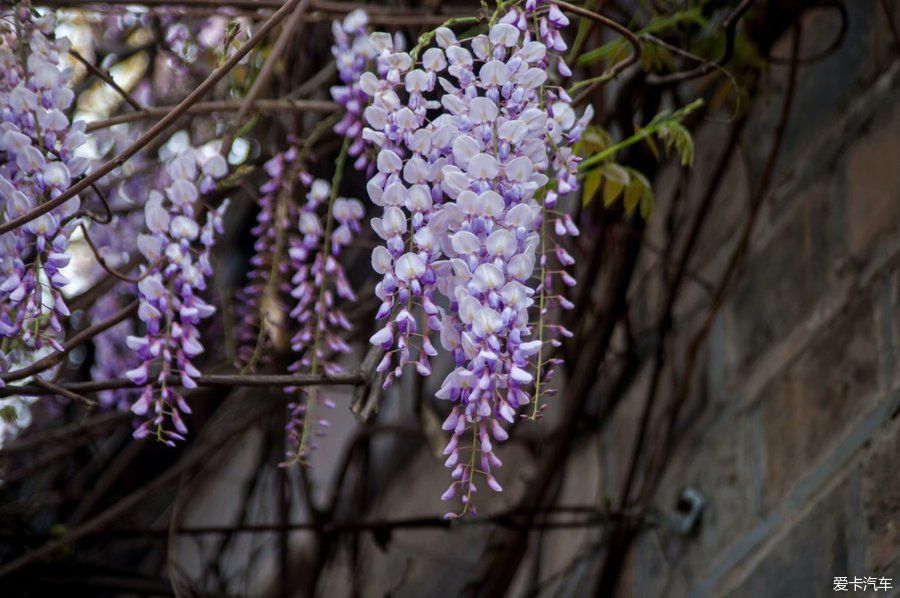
727 474 865 598
726 179 846 373
860 414 900 576
846 102 900 257
633 405 764 598
761 295 879 507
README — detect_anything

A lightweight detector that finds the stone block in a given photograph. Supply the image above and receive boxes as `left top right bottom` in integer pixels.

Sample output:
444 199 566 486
726 179 846 373
846 102 900 258
860 414 900 576
728 474 865 598
761 295 879 507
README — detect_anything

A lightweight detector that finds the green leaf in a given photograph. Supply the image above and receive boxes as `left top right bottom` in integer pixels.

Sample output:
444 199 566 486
623 180 641 214
600 163 630 185
658 121 695 166
604 177 625 206
576 125 613 156
640 186 654 219
623 168 651 215
583 167 603 206
600 163 630 206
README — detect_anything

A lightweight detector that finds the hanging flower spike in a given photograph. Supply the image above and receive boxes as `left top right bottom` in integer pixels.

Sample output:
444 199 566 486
237 145 305 368
127 149 229 446
0 9 87 354
331 9 377 172
357 3 588 515
359 30 448 390
284 175 363 463
506 6 590 419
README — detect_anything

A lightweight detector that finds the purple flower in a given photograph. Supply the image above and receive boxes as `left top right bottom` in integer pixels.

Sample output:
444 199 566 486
236 146 305 367
331 10 378 171
237 147 363 462
0 9 87 355
359 12 588 516
128 149 229 445
284 179 363 462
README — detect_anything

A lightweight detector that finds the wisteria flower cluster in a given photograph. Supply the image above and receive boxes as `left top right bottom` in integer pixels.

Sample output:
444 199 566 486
125 148 229 445
0 8 88 375
237 145 363 462
236 145 304 367
284 177 363 462
349 5 589 515
330 9 377 172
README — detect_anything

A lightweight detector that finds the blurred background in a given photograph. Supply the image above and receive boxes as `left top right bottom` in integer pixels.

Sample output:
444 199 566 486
0 1 898 596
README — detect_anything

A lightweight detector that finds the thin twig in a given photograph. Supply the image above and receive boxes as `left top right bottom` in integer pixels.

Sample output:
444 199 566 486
0 0 308 237
0 372 365 397
647 0 758 85
33 379 98 406
0 301 139 384
68 48 145 111
220 0 311 157
84 98 338 132
78 222 159 283
555 1 642 100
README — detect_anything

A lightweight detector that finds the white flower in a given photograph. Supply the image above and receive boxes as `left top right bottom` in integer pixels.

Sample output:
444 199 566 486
138 234 163 260
382 206 407 237
505 203 538 228
170 215 200 240
166 179 198 207
365 106 389 129
479 60 509 86
145 193 170 234
405 69 430 92
310 179 330 202
469 97 499 123
202 154 228 178
485 230 517 258
405 184 433 212
489 23 520 47
371 246 393 274
377 149 403 173
477 191 505 218
435 27 459 48
422 48 447 72
467 154 499 179
472 307 503 337
451 136 480 167
450 231 480 255
473 263 504 291
395 252 426 282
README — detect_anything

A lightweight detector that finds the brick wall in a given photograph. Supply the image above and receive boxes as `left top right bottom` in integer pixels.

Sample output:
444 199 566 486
607 3 900 596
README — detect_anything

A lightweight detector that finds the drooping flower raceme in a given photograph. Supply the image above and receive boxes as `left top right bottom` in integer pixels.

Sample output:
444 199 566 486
237 146 363 462
0 9 88 369
330 9 377 172
284 179 363 462
358 11 588 515
237 145 305 368
126 149 228 445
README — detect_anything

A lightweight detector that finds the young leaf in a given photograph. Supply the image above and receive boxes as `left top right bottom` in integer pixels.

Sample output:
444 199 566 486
583 167 603 206
600 163 629 206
